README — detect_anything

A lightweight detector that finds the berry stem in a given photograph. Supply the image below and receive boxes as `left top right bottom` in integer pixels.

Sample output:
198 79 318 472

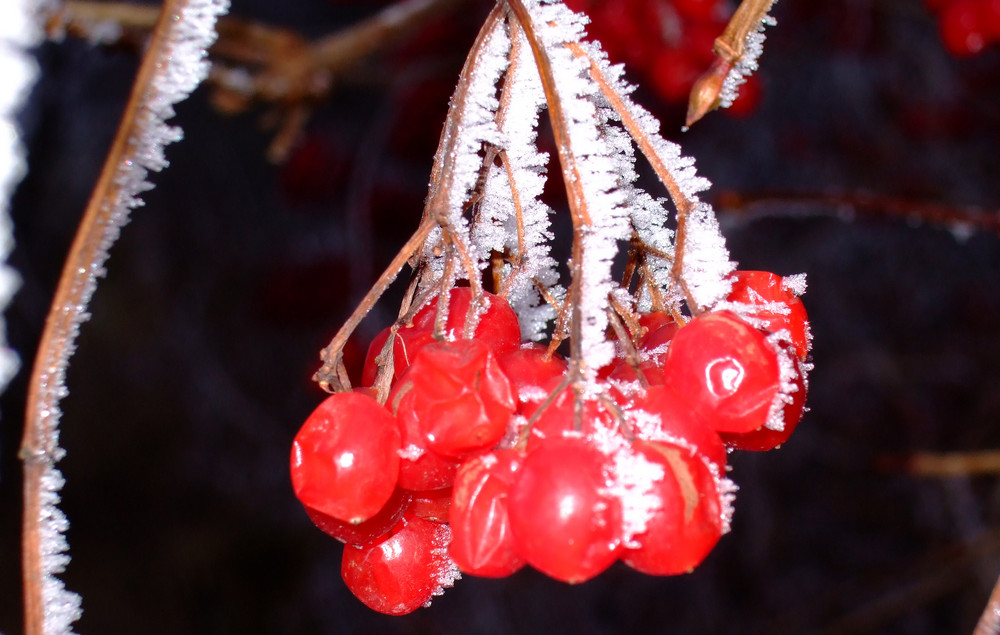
314 215 437 392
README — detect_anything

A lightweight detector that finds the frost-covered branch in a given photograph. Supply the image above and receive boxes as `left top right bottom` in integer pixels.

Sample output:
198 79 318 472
20 0 229 632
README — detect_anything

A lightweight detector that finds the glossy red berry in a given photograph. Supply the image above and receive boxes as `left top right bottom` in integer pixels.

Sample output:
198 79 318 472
496 344 569 412
449 450 526 577
607 359 667 392
391 386 462 491
726 270 810 360
362 288 522 385
341 510 459 615
305 488 412 546
291 392 401 524
720 354 809 451
395 339 515 459
662 311 783 434
507 437 623 583
622 441 725 575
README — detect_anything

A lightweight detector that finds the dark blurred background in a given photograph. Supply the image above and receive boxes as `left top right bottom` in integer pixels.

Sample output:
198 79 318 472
3 0 1000 633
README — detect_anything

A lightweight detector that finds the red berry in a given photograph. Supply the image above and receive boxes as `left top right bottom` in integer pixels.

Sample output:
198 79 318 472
497 344 569 412
391 386 462 491
607 359 667 391
720 354 809 451
637 311 679 344
410 487 453 523
396 340 515 458
523 386 618 452
725 270 811 360
449 450 527 578
341 510 459 615
662 311 783 434
291 392 401 524
305 488 412 546
981 0 1000 40
628 385 727 470
507 437 623 583
941 0 987 55
622 441 726 575
725 73 763 118
363 288 522 384
361 326 392 387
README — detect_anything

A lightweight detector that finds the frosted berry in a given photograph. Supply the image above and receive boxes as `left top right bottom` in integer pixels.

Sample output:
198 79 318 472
622 441 725 575
628 385 727 470
449 450 526 577
508 436 623 583
662 311 783 434
291 392 401 524
720 353 809 451
341 510 459 615
523 386 618 451
726 270 810 360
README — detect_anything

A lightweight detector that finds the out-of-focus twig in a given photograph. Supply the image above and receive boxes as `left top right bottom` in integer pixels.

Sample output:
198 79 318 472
48 0 463 160
884 451 1000 477
716 189 1000 238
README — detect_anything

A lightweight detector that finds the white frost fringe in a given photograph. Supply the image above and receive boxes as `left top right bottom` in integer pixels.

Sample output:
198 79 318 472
17 1 230 632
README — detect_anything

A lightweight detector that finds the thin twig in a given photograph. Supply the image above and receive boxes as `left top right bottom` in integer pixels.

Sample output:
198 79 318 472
21 0 227 631
313 216 437 391
890 451 1000 477
716 189 1000 237
566 41 703 313
686 0 774 126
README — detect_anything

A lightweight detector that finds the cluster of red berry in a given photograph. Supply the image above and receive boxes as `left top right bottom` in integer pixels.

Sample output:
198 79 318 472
927 0 1000 56
563 0 760 112
290 271 810 615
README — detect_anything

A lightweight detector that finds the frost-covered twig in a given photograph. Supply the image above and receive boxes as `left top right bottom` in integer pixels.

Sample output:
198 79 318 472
686 0 777 128
20 0 229 632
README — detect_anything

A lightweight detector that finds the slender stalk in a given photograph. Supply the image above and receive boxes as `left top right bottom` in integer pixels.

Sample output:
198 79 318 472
313 216 437 391
21 0 227 631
